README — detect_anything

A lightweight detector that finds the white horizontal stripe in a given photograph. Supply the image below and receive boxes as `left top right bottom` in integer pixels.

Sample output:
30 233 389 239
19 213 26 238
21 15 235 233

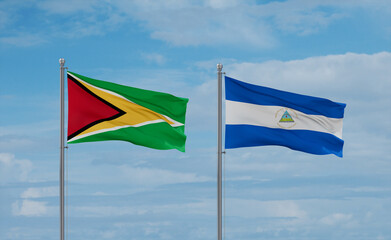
68 119 183 143
226 100 343 139
162 114 184 127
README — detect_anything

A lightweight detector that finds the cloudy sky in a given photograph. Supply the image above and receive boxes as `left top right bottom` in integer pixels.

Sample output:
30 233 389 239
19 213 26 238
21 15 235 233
1 0 390 239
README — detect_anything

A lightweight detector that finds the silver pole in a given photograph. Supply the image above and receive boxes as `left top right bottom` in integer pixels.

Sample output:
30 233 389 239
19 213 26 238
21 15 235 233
217 63 223 240
59 58 65 240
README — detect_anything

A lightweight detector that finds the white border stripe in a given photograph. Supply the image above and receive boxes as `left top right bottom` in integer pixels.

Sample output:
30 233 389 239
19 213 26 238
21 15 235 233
226 100 343 139
68 119 171 142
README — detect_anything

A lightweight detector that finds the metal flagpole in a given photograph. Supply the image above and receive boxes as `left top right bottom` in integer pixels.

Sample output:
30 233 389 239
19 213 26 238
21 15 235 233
59 58 65 240
217 63 223 240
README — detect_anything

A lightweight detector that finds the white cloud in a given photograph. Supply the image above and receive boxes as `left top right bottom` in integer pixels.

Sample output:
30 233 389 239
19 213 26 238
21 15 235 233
203 0 243 9
92 191 109 196
1 0 389 47
0 33 46 47
267 2 345 35
320 213 353 225
141 53 166 65
0 120 57 137
74 205 147 217
73 199 214 217
186 78 217 131
65 142 214 186
0 10 8 29
12 200 49 217
0 153 32 183
0 137 35 152
101 230 117 239
227 161 292 173
59 12 126 39
108 221 173 240
72 197 306 220
20 187 58 198
227 198 307 219
345 187 391 193
120 166 212 186
36 0 101 14
0 120 57 151
111 0 390 47
0 0 126 46
116 1 275 47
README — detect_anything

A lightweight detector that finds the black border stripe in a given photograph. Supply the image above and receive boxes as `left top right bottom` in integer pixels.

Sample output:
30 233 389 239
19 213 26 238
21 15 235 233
67 74 126 141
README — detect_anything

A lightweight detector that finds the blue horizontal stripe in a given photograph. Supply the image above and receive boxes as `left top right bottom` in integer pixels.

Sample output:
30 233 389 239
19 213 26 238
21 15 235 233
225 125 344 157
225 76 346 118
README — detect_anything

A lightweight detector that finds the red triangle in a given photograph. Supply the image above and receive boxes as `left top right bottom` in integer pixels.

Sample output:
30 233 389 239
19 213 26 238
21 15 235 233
67 76 124 139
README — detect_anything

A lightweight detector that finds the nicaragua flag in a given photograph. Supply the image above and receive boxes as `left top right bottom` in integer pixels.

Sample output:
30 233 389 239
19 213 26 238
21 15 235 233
225 76 346 157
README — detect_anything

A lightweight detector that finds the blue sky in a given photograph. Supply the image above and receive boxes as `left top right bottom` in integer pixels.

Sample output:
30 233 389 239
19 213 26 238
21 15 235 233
1 0 390 239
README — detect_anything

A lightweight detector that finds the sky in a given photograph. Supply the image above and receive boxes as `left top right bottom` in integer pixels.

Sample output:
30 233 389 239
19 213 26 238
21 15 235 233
0 0 390 239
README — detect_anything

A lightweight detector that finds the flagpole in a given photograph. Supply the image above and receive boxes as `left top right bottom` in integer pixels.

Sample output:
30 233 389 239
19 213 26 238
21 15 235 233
59 58 65 240
217 63 223 240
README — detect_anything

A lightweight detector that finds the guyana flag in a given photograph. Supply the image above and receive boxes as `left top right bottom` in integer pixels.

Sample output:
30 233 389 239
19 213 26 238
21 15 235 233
67 71 188 152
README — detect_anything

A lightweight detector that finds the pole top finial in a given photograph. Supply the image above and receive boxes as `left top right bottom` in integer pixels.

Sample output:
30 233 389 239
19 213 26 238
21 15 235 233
217 63 223 71
59 58 65 65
